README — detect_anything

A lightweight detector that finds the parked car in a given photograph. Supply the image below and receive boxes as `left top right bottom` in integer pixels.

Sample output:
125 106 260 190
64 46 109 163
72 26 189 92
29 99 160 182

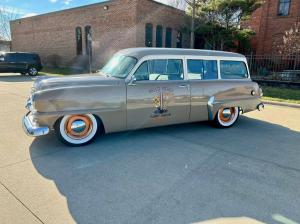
23 48 264 146
0 52 42 76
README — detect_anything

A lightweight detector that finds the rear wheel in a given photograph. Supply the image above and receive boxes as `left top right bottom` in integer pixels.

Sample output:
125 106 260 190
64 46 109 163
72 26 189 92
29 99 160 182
28 66 38 76
214 107 239 128
54 114 99 146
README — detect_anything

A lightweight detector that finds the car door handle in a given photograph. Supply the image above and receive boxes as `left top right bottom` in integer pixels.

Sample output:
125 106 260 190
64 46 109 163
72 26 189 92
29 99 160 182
178 84 189 88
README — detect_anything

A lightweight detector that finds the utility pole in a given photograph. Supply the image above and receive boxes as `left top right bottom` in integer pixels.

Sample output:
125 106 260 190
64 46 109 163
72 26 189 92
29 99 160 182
190 0 195 49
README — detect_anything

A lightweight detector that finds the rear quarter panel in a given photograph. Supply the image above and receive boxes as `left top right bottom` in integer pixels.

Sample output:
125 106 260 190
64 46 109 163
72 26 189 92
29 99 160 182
206 79 261 119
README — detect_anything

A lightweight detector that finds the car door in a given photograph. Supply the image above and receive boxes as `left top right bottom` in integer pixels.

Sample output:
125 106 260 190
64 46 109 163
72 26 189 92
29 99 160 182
126 57 190 130
186 57 219 122
13 54 28 72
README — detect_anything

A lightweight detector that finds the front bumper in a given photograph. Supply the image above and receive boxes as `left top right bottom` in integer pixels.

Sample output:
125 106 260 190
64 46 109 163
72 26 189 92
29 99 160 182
22 112 49 137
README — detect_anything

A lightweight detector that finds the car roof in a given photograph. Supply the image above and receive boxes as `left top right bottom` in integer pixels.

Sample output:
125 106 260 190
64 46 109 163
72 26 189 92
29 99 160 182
117 48 245 60
3 52 38 55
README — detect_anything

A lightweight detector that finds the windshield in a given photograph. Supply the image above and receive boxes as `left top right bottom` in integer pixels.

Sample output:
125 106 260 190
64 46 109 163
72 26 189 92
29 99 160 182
101 54 137 78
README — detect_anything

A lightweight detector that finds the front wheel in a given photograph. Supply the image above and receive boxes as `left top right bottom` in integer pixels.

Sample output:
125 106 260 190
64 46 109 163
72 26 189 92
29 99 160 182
54 114 99 146
214 107 239 128
28 66 38 76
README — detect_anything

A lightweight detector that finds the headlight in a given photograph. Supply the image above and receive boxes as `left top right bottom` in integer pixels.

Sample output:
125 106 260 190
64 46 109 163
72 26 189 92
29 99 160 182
259 87 263 97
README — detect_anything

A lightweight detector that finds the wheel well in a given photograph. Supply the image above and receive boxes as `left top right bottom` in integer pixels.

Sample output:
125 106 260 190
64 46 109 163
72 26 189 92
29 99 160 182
53 114 106 135
93 114 106 135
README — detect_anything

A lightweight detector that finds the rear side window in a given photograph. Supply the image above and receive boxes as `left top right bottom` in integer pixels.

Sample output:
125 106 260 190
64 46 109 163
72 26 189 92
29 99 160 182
220 61 248 79
187 59 218 80
5 53 35 62
134 59 184 81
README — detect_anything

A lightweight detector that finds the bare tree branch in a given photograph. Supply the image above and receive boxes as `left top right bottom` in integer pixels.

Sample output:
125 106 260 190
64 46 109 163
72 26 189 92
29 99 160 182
0 6 19 40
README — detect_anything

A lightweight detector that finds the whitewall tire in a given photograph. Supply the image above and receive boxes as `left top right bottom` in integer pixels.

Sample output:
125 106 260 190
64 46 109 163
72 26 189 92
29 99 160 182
214 107 239 128
55 114 98 146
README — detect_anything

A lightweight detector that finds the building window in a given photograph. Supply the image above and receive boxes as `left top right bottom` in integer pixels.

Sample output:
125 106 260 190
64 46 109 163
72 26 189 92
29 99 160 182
145 23 153 47
75 27 82 55
165 27 172 48
278 0 291 16
85 25 92 56
156 25 163 47
176 31 182 48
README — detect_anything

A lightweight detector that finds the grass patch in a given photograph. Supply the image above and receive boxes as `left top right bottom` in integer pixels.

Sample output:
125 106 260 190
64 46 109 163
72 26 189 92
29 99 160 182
262 86 300 104
39 67 80 76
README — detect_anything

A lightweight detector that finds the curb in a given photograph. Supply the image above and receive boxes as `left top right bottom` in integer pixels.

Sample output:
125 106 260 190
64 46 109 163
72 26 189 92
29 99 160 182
262 100 300 109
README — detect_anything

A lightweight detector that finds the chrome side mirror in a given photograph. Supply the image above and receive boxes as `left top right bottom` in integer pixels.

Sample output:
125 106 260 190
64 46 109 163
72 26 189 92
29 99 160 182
128 75 137 86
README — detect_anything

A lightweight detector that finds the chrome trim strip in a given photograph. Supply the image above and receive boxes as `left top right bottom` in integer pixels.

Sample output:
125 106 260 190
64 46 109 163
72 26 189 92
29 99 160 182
207 96 215 120
22 113 49 137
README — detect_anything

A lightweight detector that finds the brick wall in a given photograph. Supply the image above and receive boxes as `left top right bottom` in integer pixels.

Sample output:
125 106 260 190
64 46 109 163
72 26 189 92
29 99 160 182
136 0 190 49
247 0 300 55
10 0 189 68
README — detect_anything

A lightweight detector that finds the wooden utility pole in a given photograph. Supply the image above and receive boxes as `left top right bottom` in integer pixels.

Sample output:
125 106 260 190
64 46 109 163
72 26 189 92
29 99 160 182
190 0 196 49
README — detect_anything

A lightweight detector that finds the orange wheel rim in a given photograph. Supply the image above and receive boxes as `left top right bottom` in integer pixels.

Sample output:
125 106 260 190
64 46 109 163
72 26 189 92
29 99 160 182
65 115 93 139
219 108 235 123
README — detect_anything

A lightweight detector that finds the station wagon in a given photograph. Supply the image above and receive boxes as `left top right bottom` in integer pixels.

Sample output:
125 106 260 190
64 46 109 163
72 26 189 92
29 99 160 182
23 48 264 146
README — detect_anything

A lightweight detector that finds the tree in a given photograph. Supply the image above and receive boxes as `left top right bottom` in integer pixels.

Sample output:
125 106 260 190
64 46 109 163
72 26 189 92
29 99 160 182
278 23 300 56
186 0 263 51
0 6 19 40
166 0 198 48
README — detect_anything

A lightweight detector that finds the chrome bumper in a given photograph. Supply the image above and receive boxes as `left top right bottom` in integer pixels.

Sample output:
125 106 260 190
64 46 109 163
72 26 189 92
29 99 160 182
22 113 49 137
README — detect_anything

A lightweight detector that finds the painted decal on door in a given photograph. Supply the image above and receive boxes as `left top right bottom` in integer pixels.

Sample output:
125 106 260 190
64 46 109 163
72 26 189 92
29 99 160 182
150 87 174 118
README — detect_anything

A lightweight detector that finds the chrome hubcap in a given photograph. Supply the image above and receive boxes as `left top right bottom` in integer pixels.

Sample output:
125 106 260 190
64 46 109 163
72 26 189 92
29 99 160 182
71 120 87 133
64 115 93 140
30 68 37 75
222 109 232 119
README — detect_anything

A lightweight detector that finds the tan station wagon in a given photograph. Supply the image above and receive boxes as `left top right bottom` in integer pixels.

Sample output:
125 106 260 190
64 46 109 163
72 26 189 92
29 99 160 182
23 48 264 146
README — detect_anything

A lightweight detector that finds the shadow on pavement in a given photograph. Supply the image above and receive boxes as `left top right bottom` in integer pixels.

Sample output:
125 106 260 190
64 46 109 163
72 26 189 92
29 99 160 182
0 74 35 82
29 116 300 224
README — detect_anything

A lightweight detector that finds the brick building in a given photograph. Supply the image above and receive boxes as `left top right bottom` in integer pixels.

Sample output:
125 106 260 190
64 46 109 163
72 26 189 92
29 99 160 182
10 0 189 68
0 40 11 52
247 0 300 55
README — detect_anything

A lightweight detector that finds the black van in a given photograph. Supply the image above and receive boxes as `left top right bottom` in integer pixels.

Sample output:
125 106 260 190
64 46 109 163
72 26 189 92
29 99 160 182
0 52 43 76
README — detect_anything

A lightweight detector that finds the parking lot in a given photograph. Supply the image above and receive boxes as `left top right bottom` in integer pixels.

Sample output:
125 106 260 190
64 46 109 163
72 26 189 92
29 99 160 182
0 74 300 224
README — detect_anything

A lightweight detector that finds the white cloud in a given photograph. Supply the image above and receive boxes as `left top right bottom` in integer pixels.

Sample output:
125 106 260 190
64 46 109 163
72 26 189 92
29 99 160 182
63 0 73 5
22 13 38 18
49 0 58 3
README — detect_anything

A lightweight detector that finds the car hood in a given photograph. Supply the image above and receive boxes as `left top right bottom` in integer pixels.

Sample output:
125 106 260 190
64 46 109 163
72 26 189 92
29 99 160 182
33 74 124 92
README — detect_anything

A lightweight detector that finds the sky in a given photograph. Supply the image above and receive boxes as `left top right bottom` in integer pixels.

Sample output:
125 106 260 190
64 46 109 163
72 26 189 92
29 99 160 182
0 0 173 18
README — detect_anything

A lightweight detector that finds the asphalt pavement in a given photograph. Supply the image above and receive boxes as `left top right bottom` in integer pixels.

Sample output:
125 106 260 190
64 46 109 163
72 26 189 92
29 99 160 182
0 74 300 224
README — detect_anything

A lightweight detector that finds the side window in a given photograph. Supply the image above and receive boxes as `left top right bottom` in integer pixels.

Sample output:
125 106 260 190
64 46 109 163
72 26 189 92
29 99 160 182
176 31 182 48
145 23 153 47
76 27 83 55
187 59 218 80
134 61 149 81
156 25 163 48
0 54 4 61
203 60 218 79
5 54 17 62
278 0 291 16
134 59 183 81
165 27 172 48
85 25 92 56
220 61 248 79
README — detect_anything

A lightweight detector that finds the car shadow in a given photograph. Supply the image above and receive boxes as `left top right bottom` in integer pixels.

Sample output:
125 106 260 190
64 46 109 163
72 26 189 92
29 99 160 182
0 74 36 82
29 116 300 224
